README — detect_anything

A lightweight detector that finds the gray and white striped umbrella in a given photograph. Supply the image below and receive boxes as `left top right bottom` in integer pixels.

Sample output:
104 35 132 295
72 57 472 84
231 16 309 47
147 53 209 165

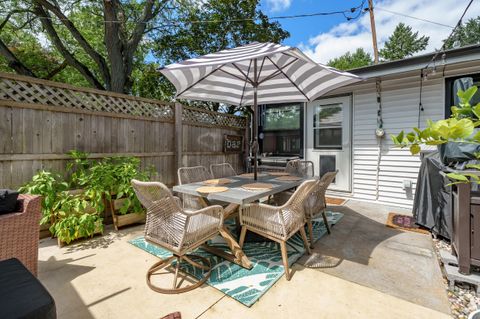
159 42 361 106
160 42 361 179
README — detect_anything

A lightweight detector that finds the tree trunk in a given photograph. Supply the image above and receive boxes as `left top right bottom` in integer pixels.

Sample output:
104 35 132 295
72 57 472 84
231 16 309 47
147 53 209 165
103 0 127 93
34 5 105 90
0 38 35 77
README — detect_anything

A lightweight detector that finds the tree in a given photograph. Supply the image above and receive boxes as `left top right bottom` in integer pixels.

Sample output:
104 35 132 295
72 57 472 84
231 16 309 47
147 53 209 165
0 0 167 92
152 0 289 64
444 16 480 49
327 48 372 70
0 0 289 98
379 23 429 61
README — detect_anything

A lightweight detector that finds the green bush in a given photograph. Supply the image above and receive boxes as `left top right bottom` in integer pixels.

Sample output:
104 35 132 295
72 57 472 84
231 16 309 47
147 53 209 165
19 153 152 244
18 171 69 225
79 156 152 215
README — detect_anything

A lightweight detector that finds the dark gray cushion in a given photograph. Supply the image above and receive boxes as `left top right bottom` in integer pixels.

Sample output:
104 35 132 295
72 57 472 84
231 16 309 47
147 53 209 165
0 189 19 214
0 258 56 319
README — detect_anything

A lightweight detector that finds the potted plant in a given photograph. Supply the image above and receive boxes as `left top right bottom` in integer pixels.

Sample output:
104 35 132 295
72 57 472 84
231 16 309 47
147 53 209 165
19 171 69 238
81 156 151 230
66 151 111 223
50 191 103 247
19 170 104 245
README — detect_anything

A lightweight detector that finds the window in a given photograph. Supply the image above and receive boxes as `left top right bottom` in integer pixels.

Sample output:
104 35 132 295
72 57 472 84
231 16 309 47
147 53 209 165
446 74 480 118
313 103 343 149
259 104 303 156
264 104 301 131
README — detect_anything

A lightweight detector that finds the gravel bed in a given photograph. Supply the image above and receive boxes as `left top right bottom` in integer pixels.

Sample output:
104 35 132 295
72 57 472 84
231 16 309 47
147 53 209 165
433 238 480 318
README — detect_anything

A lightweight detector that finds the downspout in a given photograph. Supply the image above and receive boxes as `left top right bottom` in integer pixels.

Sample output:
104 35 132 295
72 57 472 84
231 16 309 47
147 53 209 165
374 79 385 201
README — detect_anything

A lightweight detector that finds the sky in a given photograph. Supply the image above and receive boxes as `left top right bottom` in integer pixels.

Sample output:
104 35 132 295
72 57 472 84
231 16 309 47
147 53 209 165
259 0 480 63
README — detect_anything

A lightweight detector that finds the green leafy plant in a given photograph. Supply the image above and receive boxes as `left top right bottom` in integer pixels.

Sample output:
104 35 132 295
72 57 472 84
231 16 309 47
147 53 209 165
392 86 480 184
19 153 150 244
79 156 152 215
66 150 92 188
18 171 69 225
50 192 103 244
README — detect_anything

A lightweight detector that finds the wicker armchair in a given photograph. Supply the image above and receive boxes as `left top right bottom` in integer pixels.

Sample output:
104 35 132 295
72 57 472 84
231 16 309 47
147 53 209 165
0 194 42 276
177 166 212 211
131 180 224 294
303 171 338 247
210 163 236 178
239 180 316 280
286 160 315 178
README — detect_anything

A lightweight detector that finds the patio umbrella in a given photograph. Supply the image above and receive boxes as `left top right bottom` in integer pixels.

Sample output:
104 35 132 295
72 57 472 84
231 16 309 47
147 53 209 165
160 42 361 179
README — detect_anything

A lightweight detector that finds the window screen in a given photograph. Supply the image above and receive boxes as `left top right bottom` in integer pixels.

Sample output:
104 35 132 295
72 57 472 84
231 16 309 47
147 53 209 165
314 104 343 149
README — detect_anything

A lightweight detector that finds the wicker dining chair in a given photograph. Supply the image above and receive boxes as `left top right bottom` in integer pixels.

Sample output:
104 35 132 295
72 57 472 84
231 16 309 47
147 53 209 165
177 166 213 211
239 180 317 280
303 170 338 248
285 160 315 178
131 179 224 294
210 163 237 178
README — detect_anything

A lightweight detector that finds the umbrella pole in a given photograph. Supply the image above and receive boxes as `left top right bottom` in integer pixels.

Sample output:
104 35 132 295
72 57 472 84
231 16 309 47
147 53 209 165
253 58 258 181
253 85 258 180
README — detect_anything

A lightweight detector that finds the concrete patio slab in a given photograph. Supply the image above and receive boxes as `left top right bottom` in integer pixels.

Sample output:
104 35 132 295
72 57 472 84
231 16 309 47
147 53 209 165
37 200 451 319
199 264 450 319
298 200 451 314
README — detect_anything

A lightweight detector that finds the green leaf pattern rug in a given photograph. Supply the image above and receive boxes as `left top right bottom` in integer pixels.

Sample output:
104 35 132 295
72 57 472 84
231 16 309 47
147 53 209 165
129 211 343 307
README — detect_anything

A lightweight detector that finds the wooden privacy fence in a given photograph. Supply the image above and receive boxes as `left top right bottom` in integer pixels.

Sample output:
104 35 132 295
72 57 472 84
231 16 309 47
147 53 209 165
0 72 247 189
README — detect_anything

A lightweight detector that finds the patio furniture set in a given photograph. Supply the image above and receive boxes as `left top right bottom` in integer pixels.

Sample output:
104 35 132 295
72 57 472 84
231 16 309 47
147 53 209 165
131 160 337 294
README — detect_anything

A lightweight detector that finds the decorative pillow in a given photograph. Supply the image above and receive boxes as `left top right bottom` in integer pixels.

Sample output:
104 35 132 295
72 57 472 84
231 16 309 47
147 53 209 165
0 189 19 214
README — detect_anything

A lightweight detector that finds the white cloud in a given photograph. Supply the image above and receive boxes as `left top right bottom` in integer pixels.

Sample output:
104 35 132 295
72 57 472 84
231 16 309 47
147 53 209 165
299 0 480 63
265 0 292 12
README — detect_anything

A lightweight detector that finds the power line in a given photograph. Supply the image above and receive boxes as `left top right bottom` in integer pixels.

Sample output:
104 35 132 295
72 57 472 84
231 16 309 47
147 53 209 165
418 0 474 127
374 7 455 29
25 1 366 26
424 0 474 70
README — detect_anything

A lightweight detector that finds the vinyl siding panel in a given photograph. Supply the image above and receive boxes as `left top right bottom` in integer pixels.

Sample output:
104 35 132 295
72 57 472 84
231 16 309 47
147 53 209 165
327 60 480 207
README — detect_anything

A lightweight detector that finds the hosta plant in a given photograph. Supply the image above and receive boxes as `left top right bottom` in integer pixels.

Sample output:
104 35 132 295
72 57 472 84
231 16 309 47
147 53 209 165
391 86 480 184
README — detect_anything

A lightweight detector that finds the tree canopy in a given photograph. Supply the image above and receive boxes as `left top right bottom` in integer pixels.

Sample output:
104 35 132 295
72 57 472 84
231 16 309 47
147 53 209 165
379 23 429 61
444 16 480 49
0 0 289 103
327 48 372 70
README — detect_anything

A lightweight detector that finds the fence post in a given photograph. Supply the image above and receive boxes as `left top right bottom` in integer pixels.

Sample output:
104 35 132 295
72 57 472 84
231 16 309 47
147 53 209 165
174 102 183 184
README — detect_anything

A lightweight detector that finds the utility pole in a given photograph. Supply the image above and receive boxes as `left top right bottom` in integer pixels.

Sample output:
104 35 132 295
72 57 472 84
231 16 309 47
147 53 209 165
368 0 379 64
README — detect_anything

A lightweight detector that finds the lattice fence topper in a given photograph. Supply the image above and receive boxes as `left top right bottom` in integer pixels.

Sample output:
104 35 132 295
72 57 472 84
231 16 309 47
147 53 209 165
0 74 174 119
182 107 247 129
0 73 247 128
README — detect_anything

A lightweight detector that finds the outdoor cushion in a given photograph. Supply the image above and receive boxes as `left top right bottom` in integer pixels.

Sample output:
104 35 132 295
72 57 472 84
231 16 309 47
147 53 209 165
0 258 56 319
0 189 19 214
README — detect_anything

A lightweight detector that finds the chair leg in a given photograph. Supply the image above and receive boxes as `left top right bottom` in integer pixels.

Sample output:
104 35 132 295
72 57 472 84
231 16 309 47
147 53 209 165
306 219 314 249
239 226 247 248
322 210 331 234
299 227 312 255
280 241 291 281
146 254 211 294
173 256 181 289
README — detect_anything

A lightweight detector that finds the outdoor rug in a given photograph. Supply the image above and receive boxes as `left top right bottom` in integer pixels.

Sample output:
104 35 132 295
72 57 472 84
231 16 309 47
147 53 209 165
386 212 430 234
129 211 343 307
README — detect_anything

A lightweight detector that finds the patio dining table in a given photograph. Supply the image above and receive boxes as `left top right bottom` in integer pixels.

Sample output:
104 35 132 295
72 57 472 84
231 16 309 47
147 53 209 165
173 173 309 270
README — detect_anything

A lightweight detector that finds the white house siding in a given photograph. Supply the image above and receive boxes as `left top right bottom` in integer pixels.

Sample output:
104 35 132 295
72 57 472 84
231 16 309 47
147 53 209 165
326 60 480 208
